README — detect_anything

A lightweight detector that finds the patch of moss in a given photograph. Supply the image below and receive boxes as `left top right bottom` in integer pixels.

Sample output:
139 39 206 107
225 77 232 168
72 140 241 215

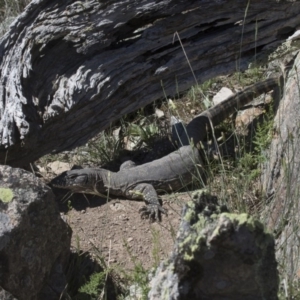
0 188 13 203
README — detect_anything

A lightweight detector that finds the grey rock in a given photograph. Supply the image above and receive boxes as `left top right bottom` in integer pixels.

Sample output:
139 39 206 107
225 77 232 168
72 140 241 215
149 191 278 300
0 287 18 300
0 166 72 300
261 51 300 279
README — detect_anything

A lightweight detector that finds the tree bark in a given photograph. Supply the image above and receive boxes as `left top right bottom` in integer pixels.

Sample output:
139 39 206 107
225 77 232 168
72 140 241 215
0 0 300 166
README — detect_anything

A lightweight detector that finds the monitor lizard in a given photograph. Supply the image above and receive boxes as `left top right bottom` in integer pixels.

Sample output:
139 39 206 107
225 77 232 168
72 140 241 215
51 71 287 221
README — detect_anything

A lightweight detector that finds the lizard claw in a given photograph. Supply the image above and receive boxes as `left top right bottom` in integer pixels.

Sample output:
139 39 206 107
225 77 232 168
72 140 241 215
139 204 167 222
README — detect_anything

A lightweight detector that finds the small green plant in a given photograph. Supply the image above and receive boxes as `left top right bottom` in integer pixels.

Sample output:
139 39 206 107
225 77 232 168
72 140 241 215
238 152 261 180
231 66 264 87
127 122 160 146
253 106 274 156
151 228 163 268
87 126 126 165
124 262 150 300
67 199 73 211
78 271 106 298
231 103 275 193
186 79 215 109
119 238 158 299
64 243 124 300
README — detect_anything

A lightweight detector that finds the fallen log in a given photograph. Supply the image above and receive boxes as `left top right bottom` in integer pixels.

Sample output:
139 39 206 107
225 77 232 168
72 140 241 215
0 0 300 166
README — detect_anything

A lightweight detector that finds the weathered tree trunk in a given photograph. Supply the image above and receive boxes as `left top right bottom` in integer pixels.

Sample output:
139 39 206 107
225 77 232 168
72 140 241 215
0 0 300 166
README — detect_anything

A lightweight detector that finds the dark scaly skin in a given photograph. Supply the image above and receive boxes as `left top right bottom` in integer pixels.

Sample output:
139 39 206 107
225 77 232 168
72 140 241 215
178 76 282 146
52 75 284 221
51 145 203 220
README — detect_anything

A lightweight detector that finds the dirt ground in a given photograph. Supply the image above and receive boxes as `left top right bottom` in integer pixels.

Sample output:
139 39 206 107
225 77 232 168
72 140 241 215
53 187 192 271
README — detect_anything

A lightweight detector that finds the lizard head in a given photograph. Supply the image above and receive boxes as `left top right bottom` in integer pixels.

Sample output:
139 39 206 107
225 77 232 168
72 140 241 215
51 168 106 195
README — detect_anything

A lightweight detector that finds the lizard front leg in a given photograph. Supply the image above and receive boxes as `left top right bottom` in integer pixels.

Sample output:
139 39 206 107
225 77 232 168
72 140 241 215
127 183 167 221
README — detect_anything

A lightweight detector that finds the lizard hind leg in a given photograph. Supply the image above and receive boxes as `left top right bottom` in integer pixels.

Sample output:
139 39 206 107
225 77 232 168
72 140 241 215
127 183 167 221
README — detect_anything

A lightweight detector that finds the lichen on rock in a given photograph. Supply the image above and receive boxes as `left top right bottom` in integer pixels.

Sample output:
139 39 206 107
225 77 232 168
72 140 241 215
0 165 72 300
149 191 278 300
0 188 13 203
